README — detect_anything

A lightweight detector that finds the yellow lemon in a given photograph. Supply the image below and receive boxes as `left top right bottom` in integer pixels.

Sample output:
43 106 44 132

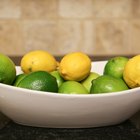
59 52 91 81
21 50 57 74
56 61 60 70
123 55 140 88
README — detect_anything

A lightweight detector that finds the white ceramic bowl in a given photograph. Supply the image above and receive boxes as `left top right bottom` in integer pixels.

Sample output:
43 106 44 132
0 61 140 128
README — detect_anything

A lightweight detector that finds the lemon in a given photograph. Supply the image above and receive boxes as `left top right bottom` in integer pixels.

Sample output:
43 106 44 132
104 56 128 79
90 75 129 94
59 52 91 81
0 53 16 85
123 55 140 88
21 50 57 74
58 81 89 94
16 71 58 92
56 61 60 70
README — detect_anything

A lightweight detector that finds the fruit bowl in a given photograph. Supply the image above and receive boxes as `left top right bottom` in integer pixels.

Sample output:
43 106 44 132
0 61 140 128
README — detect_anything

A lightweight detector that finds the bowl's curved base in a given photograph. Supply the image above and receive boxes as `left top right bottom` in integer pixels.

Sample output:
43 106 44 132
14 119 126 128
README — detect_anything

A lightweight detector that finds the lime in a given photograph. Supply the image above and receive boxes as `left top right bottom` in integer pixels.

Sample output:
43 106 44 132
50 70 65 87
13 73 27 86
90 75 129 94
81 72 100 92
16 71 58 92
0 53 16 85
104 56 128 79
58 81 89 94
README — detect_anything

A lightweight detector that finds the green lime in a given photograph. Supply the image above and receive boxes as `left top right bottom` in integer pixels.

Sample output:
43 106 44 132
90 75 129 94
17 71 58 92
81 72 100 92
50 70 65 87
58 81 89 94
0 53 16 85
13 73 27 86
104 56 128 79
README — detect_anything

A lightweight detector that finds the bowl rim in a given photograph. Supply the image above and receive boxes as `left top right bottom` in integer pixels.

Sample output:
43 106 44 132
0 82 139 99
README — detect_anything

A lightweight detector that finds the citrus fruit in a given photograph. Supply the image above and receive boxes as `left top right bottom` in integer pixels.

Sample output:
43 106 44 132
59 52 91 81
13 73 27 86
81 72 100 92
58 81 89 94
50 70 65 87
104 56 128 79
0 53 16 85
56 61 60 70
21 50 57 74
123 55 140 88
16 71 58 92
90 75 129 94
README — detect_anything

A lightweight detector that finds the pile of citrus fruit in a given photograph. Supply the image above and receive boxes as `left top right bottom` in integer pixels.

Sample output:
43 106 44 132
1 50 140 94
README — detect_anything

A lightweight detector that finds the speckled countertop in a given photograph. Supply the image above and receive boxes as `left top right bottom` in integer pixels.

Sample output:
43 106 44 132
0 56 140 140
0 120 140 140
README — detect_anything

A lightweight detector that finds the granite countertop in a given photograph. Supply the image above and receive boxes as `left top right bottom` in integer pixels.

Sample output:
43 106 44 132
1 55 140 140
0 120 140 140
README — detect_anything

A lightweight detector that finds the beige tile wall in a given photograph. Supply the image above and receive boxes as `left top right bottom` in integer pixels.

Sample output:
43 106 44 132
0 0 139 56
